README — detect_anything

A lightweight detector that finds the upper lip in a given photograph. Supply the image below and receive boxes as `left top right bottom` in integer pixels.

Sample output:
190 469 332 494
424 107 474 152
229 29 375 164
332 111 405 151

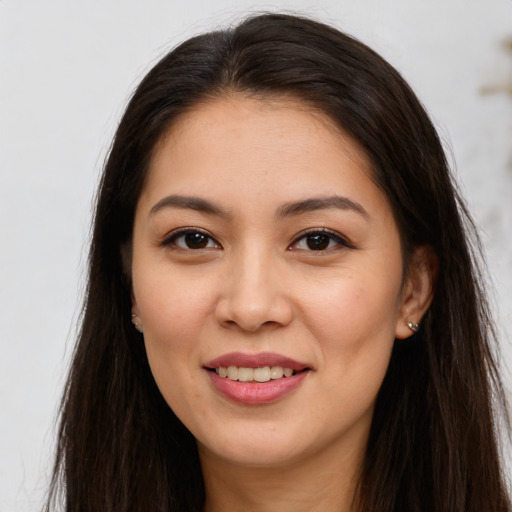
205 352 310 372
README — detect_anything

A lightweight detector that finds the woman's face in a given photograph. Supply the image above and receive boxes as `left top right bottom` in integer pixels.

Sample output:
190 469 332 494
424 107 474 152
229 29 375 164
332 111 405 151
131 97 417 469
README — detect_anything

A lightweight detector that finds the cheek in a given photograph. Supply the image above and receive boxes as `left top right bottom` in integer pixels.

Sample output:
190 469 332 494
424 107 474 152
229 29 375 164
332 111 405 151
132 272 218 409
299 274 401 424
135 275 214 407
302 272 401 343
135 268 216 345
298 263 403 387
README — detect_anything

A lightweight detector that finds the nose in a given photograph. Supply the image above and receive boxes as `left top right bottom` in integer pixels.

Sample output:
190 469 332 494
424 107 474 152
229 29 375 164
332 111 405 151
214 246 294 332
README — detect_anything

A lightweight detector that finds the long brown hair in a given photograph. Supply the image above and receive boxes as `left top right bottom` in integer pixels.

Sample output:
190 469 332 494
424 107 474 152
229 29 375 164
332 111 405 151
45 13 511 512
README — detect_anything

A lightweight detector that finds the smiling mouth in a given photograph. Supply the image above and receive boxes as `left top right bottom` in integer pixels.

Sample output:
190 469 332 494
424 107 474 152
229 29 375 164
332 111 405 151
205 354 311 404
209 366 308 383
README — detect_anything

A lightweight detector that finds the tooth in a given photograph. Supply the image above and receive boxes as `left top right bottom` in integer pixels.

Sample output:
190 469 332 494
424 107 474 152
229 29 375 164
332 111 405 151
219 365 296 381
238 367 254 382
227 366 239 380
270 366 284 379
254 366 271 382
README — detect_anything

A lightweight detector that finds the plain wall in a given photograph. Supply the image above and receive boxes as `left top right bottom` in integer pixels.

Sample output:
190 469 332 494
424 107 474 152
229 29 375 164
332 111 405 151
1 1 511 510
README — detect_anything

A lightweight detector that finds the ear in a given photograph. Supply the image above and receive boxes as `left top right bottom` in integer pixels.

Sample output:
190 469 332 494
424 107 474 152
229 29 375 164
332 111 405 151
395 245 438 339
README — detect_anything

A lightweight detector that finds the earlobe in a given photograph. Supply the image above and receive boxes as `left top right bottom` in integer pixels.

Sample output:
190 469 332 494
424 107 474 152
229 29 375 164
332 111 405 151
395 245 438 340
131 302 144 334
406 321 420 334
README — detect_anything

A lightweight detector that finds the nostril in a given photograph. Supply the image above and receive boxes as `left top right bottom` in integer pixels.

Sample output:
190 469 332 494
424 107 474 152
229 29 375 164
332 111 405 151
214 292 294 332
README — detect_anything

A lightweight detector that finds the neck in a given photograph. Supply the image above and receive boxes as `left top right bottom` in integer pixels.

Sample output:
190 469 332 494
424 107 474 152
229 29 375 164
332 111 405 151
200 437 364 512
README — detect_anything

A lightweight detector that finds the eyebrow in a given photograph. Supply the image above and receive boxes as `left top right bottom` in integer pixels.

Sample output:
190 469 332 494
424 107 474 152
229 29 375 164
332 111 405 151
149 194 369 220
276 195 369 220
150 195 229 218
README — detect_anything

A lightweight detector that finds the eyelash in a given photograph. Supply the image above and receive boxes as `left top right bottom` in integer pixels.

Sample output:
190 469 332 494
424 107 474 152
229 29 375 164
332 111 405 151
289 228 355 252
160 227 354 252
160 228 221 250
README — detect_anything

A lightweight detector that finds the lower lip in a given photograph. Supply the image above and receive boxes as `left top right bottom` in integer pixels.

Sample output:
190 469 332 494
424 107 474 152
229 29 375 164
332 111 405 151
207 370 309 405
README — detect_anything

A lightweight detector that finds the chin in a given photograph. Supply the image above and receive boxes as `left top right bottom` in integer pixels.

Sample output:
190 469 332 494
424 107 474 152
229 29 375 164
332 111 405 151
200 440 306 469
194 419 329 469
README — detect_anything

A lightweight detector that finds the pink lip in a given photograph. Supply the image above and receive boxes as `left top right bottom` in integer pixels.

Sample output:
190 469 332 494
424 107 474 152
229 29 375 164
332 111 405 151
207 370 309 405
204 352 311 405
205 352 309 371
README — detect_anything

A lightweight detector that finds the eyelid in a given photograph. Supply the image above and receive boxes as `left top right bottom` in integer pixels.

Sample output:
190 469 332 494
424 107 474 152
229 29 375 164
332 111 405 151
159 226 353 251
160 227 221 249
289 227 355 251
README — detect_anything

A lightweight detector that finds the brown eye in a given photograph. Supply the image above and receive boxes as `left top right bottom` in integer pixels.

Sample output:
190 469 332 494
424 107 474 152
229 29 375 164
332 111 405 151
163 229 220 250
306 234 330 250
184 232 209 249
291 229 353 252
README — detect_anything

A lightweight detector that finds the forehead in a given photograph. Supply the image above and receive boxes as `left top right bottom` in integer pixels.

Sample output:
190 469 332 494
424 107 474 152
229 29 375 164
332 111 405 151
136 95 394 228
148 97 369 184
159 95 367 158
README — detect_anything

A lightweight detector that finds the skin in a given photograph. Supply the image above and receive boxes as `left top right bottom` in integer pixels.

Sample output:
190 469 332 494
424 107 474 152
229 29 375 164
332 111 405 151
131 96 434 512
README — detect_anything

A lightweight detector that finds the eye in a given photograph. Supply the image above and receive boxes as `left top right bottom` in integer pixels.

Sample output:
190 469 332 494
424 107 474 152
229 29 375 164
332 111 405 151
290 229 353 252
162 229 220 250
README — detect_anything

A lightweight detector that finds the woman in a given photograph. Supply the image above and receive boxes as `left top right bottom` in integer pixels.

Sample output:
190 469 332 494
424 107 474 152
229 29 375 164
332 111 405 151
45 13 511 512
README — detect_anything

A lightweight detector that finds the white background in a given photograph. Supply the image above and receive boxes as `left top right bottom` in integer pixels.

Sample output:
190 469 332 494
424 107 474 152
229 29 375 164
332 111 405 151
1 1 511 510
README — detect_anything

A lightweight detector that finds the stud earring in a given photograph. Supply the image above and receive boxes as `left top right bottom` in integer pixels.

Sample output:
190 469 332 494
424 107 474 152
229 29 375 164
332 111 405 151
131 313 143 333
407 321 420 333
